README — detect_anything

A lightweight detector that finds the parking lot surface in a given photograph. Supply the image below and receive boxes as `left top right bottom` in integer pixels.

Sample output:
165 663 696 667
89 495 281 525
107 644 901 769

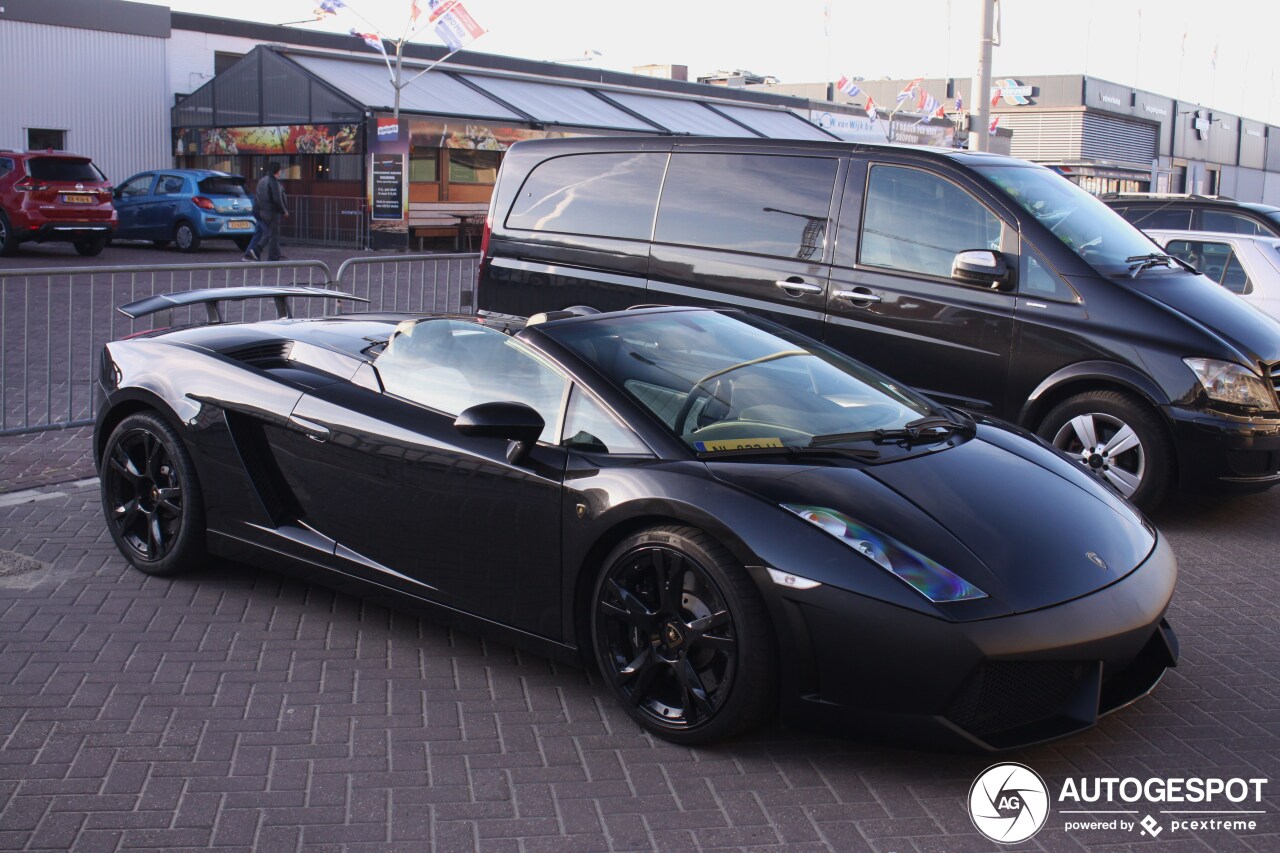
1 247 1277 852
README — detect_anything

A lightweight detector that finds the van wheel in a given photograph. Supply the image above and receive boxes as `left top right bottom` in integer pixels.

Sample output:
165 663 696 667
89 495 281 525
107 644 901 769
1038 390 1173 510
174 222 201 252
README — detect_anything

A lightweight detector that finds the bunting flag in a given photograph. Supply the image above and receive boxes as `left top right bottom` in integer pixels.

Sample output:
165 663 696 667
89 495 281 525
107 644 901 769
934 104 946 119
895 77 923 105
426 0 459 22
865 96 879 120
410 0 422 22
350 29 387 55
314 0 345 17
988 115 1000 135
836 75 862 98
954 94 963 111
920 93 939 115
432 0 486 52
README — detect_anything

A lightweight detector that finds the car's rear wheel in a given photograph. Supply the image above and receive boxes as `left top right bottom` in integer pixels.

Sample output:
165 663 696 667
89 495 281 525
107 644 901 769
174 221 201 252
0 213 17 257
74 236 107 256
590 526 777 744
233 236 252 252
100 412 209 576
1038 390 1173 510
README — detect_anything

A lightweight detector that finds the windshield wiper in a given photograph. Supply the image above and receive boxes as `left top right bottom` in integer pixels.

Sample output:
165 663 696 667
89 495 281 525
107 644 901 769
1126 253 1177 278
809 413 971 448
696 445 879 461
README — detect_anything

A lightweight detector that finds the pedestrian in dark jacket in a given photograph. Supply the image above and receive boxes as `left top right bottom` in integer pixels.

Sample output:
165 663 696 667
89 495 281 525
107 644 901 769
253 162 288 261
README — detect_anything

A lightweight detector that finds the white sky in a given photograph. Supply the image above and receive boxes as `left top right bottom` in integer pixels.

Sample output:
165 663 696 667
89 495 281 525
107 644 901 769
155 0 1280 125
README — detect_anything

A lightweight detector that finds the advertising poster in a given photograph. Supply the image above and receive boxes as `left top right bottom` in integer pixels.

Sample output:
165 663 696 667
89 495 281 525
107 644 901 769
174 124 362 156
367 117 410 249
372 154 405 220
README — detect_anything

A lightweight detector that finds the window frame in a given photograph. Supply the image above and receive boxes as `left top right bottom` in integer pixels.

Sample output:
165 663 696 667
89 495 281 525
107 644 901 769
857 162 1013 286
118 173 157 199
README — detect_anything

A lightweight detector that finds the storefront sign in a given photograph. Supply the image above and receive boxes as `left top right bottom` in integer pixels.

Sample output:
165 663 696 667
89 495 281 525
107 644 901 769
371 154 405 221
810 111 890 142
1142 104 1168 117
174 124 362 155
992 79 1034 106
408 119 571 151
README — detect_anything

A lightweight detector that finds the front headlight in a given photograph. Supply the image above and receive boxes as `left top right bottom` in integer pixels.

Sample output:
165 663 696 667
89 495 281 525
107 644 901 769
1183 358 1276 411
782 505 986 602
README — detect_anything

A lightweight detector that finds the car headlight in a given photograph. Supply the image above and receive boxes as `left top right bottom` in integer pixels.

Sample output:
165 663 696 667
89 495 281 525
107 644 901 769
782 504 987 602
1183 358 1276 411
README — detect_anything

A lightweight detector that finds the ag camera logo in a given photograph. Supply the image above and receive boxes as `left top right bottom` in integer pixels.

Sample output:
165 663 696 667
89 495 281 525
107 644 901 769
969 763 1050 844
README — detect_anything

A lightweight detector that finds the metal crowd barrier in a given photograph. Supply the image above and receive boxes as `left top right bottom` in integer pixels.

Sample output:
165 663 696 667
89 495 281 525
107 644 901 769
281 195 369 250
0 254 479 436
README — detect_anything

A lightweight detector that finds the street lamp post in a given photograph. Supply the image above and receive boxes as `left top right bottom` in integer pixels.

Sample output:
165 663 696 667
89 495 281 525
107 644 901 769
970 0 997 152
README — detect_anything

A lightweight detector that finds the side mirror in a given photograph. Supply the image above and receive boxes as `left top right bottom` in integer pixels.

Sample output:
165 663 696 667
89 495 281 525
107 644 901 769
951 250 1010 289
454 401 545 464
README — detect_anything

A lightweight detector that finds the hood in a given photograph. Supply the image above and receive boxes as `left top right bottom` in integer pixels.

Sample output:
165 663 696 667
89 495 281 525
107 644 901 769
709 426 1156 615
1126 271 1280 366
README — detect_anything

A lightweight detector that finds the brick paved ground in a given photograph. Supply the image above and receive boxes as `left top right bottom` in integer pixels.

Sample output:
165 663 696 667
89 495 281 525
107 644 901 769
0 476 1277 851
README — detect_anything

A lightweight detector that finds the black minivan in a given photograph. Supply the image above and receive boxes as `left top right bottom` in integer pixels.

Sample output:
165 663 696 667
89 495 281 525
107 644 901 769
476 137 1280 510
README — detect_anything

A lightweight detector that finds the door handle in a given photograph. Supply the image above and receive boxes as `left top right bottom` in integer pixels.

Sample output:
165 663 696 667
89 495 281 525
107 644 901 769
833 288 883 304
774 279 823 296
288 415 330 442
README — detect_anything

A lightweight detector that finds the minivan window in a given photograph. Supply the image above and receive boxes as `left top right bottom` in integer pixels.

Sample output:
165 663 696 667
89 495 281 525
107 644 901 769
655 153 837 260
507 152 667 241
1122 207 1192 230
1021 242 1078 302
1201 210 1263 235
977 165 1164 276
860 165 1003 278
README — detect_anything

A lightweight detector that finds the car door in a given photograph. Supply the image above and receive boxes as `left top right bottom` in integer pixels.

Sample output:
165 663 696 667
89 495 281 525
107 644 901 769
112 173 155 238
266 320 569 637
823 157 1019 416
141 174 187 238
645 148 841 341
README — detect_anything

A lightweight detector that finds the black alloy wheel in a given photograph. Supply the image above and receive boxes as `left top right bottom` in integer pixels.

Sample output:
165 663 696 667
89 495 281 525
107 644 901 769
100 412 208 576
591 526 777 743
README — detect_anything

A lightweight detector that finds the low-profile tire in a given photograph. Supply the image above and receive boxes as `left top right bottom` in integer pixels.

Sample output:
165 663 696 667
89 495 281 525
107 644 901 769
0 213 19 257
151 239 170 248
100 411 209 576
173 221 201 252
1037 389 1174 511
590 525 778 744
74 235 107 256
233 235 252 252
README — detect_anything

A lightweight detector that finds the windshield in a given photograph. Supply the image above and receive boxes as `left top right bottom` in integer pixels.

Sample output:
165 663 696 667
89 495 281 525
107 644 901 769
976 165 1165 275
541 311 937 452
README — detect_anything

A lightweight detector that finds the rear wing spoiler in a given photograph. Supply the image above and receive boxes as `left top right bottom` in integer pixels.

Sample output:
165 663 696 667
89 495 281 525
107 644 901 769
117 286 369 323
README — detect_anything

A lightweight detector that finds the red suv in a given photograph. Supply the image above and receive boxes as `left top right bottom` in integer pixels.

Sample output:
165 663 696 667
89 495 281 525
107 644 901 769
0 150 117 257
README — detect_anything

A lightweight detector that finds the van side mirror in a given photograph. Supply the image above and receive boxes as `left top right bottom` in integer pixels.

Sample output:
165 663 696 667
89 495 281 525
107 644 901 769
951 250 1010 289
454 401 544 464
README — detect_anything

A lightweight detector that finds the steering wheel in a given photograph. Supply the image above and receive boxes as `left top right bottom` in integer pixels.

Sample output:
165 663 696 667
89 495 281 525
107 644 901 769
688 420 813 445
673 377 724 437
672 350 808 437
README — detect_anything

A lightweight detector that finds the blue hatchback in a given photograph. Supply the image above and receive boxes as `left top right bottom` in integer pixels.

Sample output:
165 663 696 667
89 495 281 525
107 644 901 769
112 170 256 252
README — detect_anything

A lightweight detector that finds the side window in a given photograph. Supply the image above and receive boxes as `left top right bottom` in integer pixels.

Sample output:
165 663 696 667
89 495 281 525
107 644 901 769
860 165 1003 278
1220 254 1252 295
374 319 567 443
507 152 666 240
1170 240 1252 294
118 174 154 198
1020 242 1077 302
1202 210 1263 236
1128 207 1191 229
1165 240 1206 272
156 175 186 196
0 158 12 179
561 386 649 454
654 153 838 259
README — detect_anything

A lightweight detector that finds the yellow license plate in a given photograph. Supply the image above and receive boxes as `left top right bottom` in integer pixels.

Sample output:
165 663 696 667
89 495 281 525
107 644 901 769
228 220 254 230
62 194 94 204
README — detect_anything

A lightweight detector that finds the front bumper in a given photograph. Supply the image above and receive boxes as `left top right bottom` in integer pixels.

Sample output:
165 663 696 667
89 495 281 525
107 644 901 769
767 534 1178 751
1165 405 1280 494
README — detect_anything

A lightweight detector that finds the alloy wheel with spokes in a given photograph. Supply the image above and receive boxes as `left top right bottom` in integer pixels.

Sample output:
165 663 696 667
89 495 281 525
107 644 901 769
1039 389 1173 511
100 412 208 575
591 527 777 743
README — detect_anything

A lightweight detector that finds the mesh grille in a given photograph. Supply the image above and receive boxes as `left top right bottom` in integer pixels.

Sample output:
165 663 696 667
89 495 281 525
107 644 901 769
946 661 1092 738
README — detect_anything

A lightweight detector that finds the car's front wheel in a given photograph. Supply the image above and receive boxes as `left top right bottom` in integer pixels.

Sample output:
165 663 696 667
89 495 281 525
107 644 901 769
1038 390 1173 510
100 411 209 576
174 221 201 252
0 213 18 257
590 526 777 744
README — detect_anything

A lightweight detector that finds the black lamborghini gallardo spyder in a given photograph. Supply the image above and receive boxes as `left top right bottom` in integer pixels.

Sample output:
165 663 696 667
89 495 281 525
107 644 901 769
95 287 1178 749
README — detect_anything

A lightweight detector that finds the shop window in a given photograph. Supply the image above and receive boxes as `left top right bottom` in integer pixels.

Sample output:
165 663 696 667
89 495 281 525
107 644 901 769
410 150 439 182
311 155 362 182
27 128 66 151
447 149 501 184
